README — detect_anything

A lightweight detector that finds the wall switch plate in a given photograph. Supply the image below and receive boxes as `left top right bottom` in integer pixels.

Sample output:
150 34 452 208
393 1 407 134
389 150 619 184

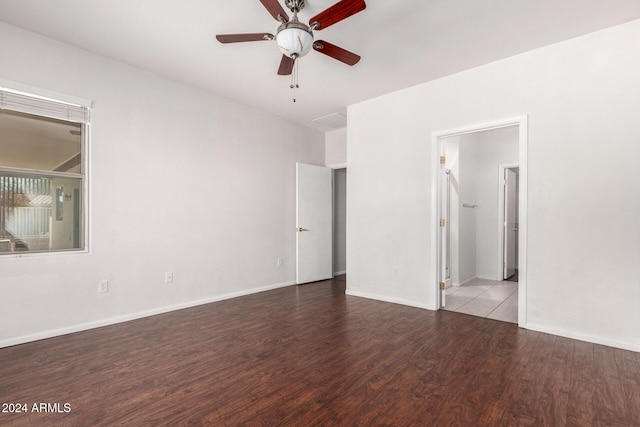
277 258 283 267
165 272 174 283
98 280 109 293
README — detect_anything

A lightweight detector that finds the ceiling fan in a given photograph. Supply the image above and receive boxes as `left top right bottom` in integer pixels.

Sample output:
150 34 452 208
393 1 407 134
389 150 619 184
216 0 366 76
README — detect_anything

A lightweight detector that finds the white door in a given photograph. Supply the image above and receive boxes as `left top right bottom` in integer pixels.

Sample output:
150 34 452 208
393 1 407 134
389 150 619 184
503 168 518 279
439 162 451 307
296 163 332 284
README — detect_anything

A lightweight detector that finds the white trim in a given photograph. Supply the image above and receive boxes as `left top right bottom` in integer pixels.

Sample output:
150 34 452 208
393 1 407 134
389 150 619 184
327 162 347 169
431 116 521 140
431 115 528 326
0 247 89 261
476 275 500 281
0 93 91 258
517 119 528 328
453 276 477 287
430 131 440 311
331 166 347 279
0 279 296 349
497 163 519 280
83 122 91 254
0 78 92 108
346 289 431 310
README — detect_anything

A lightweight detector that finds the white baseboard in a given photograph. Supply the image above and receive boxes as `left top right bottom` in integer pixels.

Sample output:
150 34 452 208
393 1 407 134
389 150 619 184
7 281 637 354
0 280 296 349
345 289 435 310
476 275 499 281
333 270 346 276
524 321 640 353
453 276 477 287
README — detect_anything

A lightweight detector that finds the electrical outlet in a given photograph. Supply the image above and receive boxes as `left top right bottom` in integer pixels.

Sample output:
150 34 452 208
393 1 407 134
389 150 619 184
165 272 174 283
277 258 283 267
98 280 109 293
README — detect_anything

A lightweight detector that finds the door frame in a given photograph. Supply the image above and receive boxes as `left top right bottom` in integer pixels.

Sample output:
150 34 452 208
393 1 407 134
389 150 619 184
431 115 528 327
498 164 519 280
328 163 347 277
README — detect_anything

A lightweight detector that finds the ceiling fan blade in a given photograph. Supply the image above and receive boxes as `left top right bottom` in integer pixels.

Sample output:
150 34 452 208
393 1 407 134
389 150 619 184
277 55 295 75
309 0 366 30
259 0 289 22
313 40 361 66
216 33 275 44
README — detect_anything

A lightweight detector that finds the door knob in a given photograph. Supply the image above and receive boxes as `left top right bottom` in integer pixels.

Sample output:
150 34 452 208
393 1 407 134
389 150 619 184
512 228 518 231
296 227 309 232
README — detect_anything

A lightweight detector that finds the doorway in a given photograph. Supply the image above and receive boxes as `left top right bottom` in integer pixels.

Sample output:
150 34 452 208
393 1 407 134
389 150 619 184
332 167 347 277
432 116 528 326
295 163 347 284
501 166 519 282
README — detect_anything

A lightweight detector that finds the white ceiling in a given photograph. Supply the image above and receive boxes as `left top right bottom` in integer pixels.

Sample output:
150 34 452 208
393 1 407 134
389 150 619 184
1 0 640 132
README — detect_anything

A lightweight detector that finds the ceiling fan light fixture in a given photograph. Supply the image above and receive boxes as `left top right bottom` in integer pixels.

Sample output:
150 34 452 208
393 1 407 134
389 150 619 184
216 0 367 79
276 24 313 58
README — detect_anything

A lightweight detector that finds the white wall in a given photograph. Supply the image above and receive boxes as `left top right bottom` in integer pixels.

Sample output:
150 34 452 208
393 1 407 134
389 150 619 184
325 127 347 166
0 22 325 347
347 20 640 351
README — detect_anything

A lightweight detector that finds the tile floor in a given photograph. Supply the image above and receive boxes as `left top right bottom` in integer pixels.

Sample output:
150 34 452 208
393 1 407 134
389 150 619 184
443 278 518 323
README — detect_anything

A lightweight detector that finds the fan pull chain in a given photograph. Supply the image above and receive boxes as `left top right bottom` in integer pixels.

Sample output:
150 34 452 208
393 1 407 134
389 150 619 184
290 59 300 103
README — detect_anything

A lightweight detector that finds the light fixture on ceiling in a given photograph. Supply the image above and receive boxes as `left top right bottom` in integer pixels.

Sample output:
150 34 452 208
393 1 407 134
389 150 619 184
216 0 366 102
276 0 315 101
276 10 314 60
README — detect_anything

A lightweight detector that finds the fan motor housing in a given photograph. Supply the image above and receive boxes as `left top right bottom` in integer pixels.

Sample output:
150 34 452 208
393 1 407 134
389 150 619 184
284 0 305 13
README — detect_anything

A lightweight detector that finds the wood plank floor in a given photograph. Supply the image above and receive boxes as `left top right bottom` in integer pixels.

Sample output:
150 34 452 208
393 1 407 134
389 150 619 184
1 276 639 426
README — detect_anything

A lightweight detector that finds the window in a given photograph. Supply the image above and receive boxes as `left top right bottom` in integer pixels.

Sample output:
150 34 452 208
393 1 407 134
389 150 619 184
0 86 90 255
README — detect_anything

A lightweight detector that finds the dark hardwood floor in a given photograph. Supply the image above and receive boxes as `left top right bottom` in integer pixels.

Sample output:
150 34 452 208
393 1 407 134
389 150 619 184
1 276 639 426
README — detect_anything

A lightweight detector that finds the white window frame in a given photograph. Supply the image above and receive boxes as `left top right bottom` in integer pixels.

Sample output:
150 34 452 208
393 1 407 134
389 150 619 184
0 80 91 257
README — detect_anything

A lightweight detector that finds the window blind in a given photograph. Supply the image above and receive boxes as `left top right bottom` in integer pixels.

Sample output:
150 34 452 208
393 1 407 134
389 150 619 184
0 88 90 124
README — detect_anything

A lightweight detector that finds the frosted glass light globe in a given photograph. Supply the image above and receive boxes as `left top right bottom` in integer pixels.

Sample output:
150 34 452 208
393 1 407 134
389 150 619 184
276 27 314 58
